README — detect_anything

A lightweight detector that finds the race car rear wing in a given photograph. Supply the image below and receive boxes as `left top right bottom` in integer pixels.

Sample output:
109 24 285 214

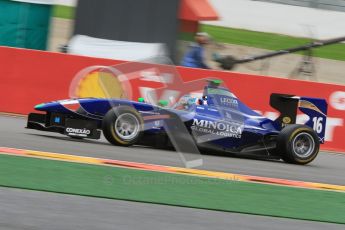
270 93 328 143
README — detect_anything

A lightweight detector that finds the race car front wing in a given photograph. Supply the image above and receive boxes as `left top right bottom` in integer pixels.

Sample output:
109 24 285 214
26 113 101 139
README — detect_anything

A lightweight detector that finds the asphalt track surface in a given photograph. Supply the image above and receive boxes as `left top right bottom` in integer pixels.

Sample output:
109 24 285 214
1 187 344 230
1 115 344 185
1 115 345 229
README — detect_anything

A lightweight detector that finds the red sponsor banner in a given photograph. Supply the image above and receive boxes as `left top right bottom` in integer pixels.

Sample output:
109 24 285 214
0 46 344 152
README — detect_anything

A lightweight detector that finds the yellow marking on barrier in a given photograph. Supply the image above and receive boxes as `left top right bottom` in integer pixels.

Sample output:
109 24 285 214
75 71 124 99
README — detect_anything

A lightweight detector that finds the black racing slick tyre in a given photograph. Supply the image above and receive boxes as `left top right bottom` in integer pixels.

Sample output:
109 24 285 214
102 106 143 146
277 124 320 165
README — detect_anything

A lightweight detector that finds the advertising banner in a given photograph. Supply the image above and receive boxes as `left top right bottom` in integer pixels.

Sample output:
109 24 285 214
0 46 344 152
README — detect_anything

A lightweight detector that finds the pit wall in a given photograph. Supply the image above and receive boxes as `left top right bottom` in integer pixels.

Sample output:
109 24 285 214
1 46 344 152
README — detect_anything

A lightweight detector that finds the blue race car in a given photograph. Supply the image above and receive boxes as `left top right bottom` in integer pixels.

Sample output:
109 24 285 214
27 80 328 165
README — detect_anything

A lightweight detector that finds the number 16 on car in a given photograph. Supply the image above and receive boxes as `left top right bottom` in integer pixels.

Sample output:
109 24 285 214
299 98 328 143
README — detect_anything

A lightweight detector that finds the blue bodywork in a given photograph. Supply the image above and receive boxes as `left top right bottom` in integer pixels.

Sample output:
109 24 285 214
31 82 327 156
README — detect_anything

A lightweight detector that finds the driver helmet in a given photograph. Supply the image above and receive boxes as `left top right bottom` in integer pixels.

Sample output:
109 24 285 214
196 95 208 105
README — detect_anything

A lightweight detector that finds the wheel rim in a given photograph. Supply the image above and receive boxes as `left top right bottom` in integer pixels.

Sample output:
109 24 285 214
292 132 315 158
114 113 140 141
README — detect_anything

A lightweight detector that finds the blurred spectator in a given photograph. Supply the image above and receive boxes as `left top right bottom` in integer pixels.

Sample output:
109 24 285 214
181 32 210 69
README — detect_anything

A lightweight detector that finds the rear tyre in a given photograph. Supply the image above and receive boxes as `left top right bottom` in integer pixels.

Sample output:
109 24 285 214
102 106 143 146
277 124 320 165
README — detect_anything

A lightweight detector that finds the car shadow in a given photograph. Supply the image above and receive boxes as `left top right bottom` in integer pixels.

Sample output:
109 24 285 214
24 132 309 166
25 133 109 146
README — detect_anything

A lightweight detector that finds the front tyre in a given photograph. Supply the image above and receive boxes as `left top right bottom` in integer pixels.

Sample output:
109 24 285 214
277 124 320 165
102 106 143 146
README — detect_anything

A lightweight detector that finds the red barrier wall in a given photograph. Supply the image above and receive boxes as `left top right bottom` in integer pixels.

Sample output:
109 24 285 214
1 46 344 152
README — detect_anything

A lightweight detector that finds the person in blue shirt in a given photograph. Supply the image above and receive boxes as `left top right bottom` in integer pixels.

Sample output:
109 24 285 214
181 32 210 69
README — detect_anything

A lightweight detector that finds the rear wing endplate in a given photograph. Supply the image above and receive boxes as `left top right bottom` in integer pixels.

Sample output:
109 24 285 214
270 93 328 143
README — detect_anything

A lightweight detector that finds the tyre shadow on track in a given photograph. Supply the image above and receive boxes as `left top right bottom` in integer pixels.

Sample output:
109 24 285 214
25 132 175 152
26 133 106 145
24 133 288 165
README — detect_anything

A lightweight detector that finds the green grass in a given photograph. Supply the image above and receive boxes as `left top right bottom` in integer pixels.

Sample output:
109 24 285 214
1 154 345 224
201 24 345 61
53 5 75 19
51 5 345 61
201 24 313 50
